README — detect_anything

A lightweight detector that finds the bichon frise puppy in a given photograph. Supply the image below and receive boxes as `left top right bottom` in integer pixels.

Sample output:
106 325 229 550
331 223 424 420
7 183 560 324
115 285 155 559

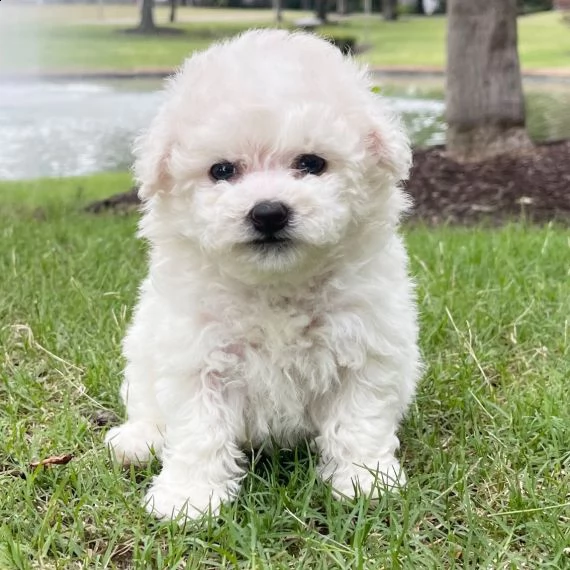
105 29 421 521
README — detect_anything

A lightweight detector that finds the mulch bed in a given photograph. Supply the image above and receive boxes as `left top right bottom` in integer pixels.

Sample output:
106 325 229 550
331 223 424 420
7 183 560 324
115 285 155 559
406 140 570 225
86 187 141 214
86 140 570 225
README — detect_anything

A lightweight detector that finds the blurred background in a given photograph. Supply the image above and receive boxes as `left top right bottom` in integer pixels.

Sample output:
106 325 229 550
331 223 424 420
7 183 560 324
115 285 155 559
0 0 568 182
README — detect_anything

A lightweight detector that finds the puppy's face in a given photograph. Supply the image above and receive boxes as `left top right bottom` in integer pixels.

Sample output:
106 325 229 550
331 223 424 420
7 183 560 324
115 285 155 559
136 31 411 283
157 106 367 278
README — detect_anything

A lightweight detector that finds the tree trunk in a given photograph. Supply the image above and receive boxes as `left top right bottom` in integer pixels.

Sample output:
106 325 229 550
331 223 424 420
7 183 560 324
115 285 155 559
139 0 157 32
169 0 177 23
315 0 329 22
416 0 425 14
337 0 348 15
446 0 531 162
274 0 283 23
382 0 399 20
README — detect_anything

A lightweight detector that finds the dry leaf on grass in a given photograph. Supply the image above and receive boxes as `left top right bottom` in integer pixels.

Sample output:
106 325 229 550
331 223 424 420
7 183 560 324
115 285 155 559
29 454 73 469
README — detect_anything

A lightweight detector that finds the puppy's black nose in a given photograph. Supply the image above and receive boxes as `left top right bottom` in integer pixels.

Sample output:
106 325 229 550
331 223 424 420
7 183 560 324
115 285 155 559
248 201 290 234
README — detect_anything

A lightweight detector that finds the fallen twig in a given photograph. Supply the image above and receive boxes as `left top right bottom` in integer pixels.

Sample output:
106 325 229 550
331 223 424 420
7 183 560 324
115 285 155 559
29 454 74 470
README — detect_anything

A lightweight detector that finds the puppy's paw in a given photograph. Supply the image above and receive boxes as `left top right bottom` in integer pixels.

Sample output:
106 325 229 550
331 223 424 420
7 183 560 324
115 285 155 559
322 460 406 501
144 480 233 522
105 421 165 465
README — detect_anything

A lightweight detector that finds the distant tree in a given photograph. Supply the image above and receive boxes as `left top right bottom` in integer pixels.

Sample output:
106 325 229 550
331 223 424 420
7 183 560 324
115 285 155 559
124 0 183 35
337 0 348 15
446 0 531 161
137 0 157 33
315 0 331 22
274 0 283 23
382 0 399 19
169 0 177 23
518 0 553 13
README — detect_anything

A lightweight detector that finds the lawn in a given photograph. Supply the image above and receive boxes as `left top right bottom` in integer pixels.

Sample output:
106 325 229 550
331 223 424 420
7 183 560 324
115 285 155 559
0 5 569 73
1 174 569 568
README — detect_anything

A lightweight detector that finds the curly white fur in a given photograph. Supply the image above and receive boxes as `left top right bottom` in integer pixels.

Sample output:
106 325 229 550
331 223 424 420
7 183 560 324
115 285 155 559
105 29 422 521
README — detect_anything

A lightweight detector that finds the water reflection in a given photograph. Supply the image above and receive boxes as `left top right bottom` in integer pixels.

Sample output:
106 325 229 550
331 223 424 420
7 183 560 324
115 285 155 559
386 96 446 147
0 78 568 180
0 80 162 180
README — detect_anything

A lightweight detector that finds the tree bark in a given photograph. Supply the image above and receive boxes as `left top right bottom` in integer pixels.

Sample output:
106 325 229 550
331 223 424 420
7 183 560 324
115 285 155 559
382 0 399 20
139 0 157 32
274 0 283 24
446 0 531 162
337 0 348 15
169 0 177 23
315 0 329 22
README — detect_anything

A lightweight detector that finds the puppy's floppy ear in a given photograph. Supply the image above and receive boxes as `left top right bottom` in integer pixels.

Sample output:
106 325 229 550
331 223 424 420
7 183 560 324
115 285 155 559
364 100 412 183
133 126 173 201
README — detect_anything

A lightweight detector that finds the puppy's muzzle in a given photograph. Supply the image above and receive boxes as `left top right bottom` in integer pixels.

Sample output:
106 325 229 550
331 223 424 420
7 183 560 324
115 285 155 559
248 201 291 236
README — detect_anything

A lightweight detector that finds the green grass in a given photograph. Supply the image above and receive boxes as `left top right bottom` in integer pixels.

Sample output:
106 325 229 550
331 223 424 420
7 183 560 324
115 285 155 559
0 6 569 73
1 174 569 568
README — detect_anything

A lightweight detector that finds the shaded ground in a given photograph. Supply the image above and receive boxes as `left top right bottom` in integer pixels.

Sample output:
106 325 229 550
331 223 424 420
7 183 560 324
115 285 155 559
86 140 570 225
406 140 570 225
121 26 186 36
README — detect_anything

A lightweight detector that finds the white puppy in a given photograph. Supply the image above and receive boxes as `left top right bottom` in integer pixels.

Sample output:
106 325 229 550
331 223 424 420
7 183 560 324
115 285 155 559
105 29 421 521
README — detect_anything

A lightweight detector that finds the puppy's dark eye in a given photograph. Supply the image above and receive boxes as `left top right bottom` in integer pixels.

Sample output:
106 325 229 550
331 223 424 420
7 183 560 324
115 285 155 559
210 161 238 181
292 154 327 176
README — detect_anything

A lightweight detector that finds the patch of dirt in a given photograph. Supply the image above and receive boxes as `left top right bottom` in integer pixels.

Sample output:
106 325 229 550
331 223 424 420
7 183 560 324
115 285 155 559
406 140 570 225
89 410 120 429
85 140 570 225
85 188 141 214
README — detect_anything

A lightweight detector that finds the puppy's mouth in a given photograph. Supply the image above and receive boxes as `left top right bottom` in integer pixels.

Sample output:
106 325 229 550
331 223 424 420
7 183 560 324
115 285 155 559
247 235 294 251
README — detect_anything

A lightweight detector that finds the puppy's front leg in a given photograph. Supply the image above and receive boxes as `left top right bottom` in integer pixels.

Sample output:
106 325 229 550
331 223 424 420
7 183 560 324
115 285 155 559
144 379 245 522
314 358 415 500
105 360 166 466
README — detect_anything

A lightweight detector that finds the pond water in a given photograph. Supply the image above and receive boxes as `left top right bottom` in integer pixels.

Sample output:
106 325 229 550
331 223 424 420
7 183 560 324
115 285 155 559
0 77 568 180
0 80 163 181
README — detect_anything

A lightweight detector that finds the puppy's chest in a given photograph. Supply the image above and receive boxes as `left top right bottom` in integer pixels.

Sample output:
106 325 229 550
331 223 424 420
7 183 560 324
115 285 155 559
237 302 326 364
208 295 334 383
203 294 366 392
233 304 335 435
